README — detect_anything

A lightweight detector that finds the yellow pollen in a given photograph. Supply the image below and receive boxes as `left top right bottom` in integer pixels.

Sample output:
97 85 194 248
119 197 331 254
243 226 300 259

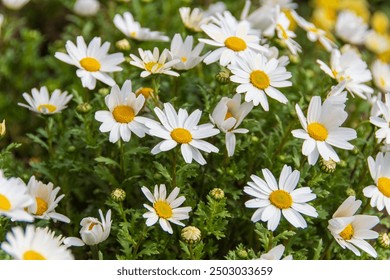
145 62 163 72
250 70 270 90
88 222 98 231
171 128 192 144
380 77 386 87
112 105 135 123
307 122 328 141
181 57 187 62
308 26 319 33
154 200 173 219
37 104 57 113
130 31 137 37
277 24 289 39
224 36 247 52
23 250 46 260
136 87 153 98
339 223 354 240
378 177 390 197
80 57 101 72
225 111 233 120
0 194 11 211
269 190 293 209
34 197 48 216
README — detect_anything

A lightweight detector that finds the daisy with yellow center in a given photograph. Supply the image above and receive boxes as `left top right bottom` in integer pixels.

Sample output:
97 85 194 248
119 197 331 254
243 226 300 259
1 225 74 260
370 93 390 144
95 80 150 143
244 165 318 231
143 103 219 165
55 36 124 90
18 86 72 115
141 184 191 234
292 95 356 165
335 11 368 45
328 196 379 258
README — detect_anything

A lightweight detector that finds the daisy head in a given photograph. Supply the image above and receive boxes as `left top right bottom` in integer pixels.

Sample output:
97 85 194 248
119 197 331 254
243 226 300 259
141 184 192 234
370 93 390 144
55 36 124 90
73 0 100 17
328 196 379 258
143 103 220 165
2 0 30 10
335 10 368 45
78 209 112 246
95 80 149 143
244 165 318 231
228 51 292 111
259 244 293 260
25 176 70 223
18 86 72 115
372 59 390 93
179 7 210 33
1 225 74 260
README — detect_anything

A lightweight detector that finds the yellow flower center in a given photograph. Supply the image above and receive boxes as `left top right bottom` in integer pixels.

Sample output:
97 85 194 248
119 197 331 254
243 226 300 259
80 57 101 72
130 31 137 37
34 197 48 216
378 177 390 197
225 111 233 120
372 11 389 34
170 128 192 144
37 104 57 113
23 250 46 260
88 222 98 231
136 87 153 98
154 200 173 219
269 190 293 209
339 223 354 240
181 57 187 62
0 194 11 211
276 24 289 39
250 70 270 90
307 122 328 141
380 77 386 87
145 62 163 72
112 105 135 123
224 36 247 52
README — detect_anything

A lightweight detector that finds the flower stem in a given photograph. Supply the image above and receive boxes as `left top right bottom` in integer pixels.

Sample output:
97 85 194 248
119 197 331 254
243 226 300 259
46 116 54 159
119 139 125 178
172 149 177 188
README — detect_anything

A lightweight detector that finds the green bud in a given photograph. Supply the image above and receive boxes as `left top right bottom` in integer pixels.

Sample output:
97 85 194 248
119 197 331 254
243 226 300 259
67 146 76 152
345 188 356 197
181 226 201 244
237 249 248 259
111 188 126 202
115 39 131 51
216 68 231 84
209 188 225 200
76 103 92 114
251 136 259 143
378 232 390 248
319 158 336 173
98 88 110 96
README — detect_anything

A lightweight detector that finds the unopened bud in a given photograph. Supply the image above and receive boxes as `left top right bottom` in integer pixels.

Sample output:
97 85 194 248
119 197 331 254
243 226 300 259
98 88 110 96
210 188 224 200
115 39 131 51
76 103 92 114
378 232 390 248
136 87 154 99
181 226 201 244
237 248 248 259
345 188 356 197
111 188 126 202
216 68 231 84
319 158 336 173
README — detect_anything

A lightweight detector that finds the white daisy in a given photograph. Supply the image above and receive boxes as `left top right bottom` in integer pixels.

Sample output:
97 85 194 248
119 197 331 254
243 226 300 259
335 11 368 45
143 103 220 165
0 170 34 222
25 176 70 223
259 244 293 260
179 7 210 33
370 93 390 144
18 86 72 115
210 93 253 156
55 36 125 90
141 184 191 234
129 47 180 78
317 48 373 99
292 96 357 165
199 11 268 66
94 80 149 143
113 12 169 42
244 165 318 231
2 0 29 10
1 225 74 260
365 30 390 55
228 51 292 111
73 0 100 17
372 59 390 93
169 34 207 71
328 196 379 258
77 209 112 246
240 1 275 32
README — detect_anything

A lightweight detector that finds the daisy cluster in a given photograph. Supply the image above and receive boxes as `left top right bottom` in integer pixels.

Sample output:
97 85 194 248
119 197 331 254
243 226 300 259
0 0 390 260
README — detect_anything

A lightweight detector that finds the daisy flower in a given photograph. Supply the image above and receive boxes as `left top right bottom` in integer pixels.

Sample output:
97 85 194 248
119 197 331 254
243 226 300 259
18 86 72 115
365 30 390 56
370 93 390 144
141 184 191 234
25 176 70 223
328 196 379 258
113 12 169 42
73 0 100 17
335 11 368 45
259 244 293 260
169 34 207 70
55 36 125 90
199 11 268 66
244 165 318 231
292 96 356 165
94 80 149 143
179 7 210 33
143 103 220 165
130 47 180 78
228 51 292 111
1 225 74 260
0 170 34 222
210 93 253 156
372 59 390 93
2 0 29 10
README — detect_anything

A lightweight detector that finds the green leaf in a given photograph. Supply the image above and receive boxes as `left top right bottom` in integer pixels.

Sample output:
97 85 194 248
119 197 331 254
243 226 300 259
95 156 120 168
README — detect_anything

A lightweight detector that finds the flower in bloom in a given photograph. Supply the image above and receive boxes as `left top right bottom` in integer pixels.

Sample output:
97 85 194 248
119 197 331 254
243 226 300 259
210 93 253 156
1 225 74 260
179 7 210 33
55 36 124 90
0 170 34 222
143 103 220 165
2 0 29 10
370 93 390 144
113 12 169 42
94 80 149 143
199 11 268 66
141 184 191 234
228 51 292 111
73 0 100 16
130 47 180 78
328 196 379 258
365 30 390 56
169 34 207 70
292 96 357 165
371 59 390 93
335 11 368 45
259 244 293 260
363 152 390 214
18 86 72 115
244 165 318 231
25 176 70 223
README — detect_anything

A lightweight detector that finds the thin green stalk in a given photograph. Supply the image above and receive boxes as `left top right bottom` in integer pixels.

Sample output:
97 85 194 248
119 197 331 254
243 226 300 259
46 116 54 159
118 201 128 223
172 149 177 188
320 238 335 260
132 225 148 259
119 139 125 178
189 244 195 260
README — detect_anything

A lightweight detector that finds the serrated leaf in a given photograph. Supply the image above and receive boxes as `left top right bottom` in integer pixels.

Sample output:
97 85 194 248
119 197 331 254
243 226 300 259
95 156 120 168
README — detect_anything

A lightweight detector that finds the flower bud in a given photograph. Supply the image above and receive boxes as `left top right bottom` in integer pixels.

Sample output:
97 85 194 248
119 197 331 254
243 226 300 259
111 188 126 202
76 103 92 114
98 88 110 96
216 68 230 84
378 232 390 248
237 248 248 259
115 39 131 51
345 188 356 197
136 87 154 99
319 158 336 173
181 226 201 244
209 188 224 200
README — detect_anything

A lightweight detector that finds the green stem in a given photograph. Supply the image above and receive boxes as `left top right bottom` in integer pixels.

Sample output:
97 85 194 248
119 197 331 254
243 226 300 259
132 225 147 259
151 75 161 107
118 202 128 223
172 149 177 188
119 139 125 178
320 238 335 260
91 244 99 260
266 230 274 252
189 244 195 260
46 116 54 158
